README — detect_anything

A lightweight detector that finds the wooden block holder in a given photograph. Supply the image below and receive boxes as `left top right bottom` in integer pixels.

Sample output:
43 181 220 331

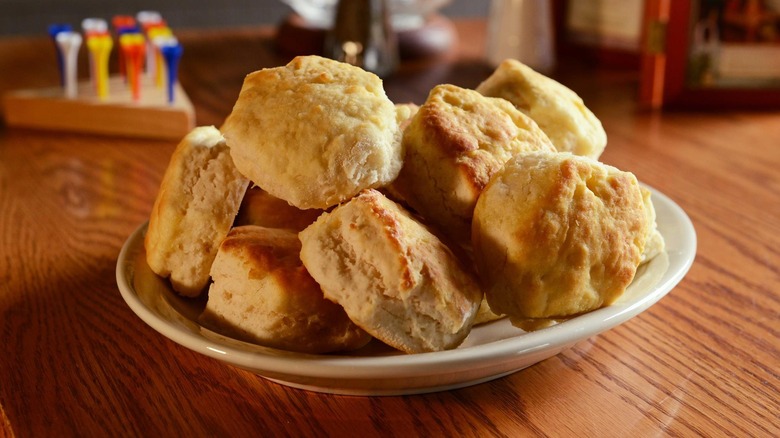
3 75 195 140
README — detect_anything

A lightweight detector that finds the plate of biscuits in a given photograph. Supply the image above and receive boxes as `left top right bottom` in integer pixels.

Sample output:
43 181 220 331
116 56 696 395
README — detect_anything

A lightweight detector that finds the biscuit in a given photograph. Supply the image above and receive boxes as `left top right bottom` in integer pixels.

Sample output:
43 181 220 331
391 84 555 243
472 151 650 321
395 102 419 131
477 59 607 160
234 186 322 232
221 55 402 209
380 103 420 205
473 296 505 325
298 189 483 354
455 245 505 325
640 186 665 263
199 226 371 354
145 126 249 297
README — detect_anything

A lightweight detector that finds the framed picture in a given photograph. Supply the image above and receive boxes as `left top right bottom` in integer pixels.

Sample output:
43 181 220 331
640 0 780 108
553 0 644 69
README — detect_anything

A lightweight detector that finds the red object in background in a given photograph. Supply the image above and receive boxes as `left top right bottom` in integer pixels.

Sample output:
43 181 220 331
639 0 780 109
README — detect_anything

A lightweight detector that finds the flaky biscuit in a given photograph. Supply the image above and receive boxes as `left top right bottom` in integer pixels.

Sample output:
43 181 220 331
477 59 607 160
234 186 322 232
199 226 371 354
473 296 505 325
640 186 665 263
221 55 402 209
472 151 650 321
298 189 483 354
145 126 249 297
380 103 420 205
391 84 555 243
394 102 419 131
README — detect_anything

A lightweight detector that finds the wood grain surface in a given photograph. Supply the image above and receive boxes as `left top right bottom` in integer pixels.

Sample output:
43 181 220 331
1 19 778 437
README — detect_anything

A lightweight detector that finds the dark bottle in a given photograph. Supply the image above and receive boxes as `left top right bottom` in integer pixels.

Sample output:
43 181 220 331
325 0 398 77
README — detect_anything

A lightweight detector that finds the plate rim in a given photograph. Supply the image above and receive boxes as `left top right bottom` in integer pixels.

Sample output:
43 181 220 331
116 185 696 382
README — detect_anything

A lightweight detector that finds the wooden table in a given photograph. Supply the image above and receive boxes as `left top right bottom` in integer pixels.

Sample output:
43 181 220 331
1 19 778 437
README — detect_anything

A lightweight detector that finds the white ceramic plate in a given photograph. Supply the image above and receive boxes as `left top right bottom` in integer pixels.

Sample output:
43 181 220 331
116 186 696 396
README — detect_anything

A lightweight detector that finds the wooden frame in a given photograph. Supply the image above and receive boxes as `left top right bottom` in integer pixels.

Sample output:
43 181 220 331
640 0 780 109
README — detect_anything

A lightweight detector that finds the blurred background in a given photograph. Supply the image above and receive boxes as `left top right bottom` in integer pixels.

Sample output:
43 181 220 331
0 0 488 37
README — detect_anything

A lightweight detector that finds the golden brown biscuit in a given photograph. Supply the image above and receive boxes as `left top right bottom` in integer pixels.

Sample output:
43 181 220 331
473 296 505 325
298 189 483 354
391 84 555 243
640 186 665 263
456 245 505 325
199 226 371 354
472 151 650 321
145 126 249 297
234 186 322 232
477 59 607 160
380 103 420 205
394 102 419 131
221 55 402 210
